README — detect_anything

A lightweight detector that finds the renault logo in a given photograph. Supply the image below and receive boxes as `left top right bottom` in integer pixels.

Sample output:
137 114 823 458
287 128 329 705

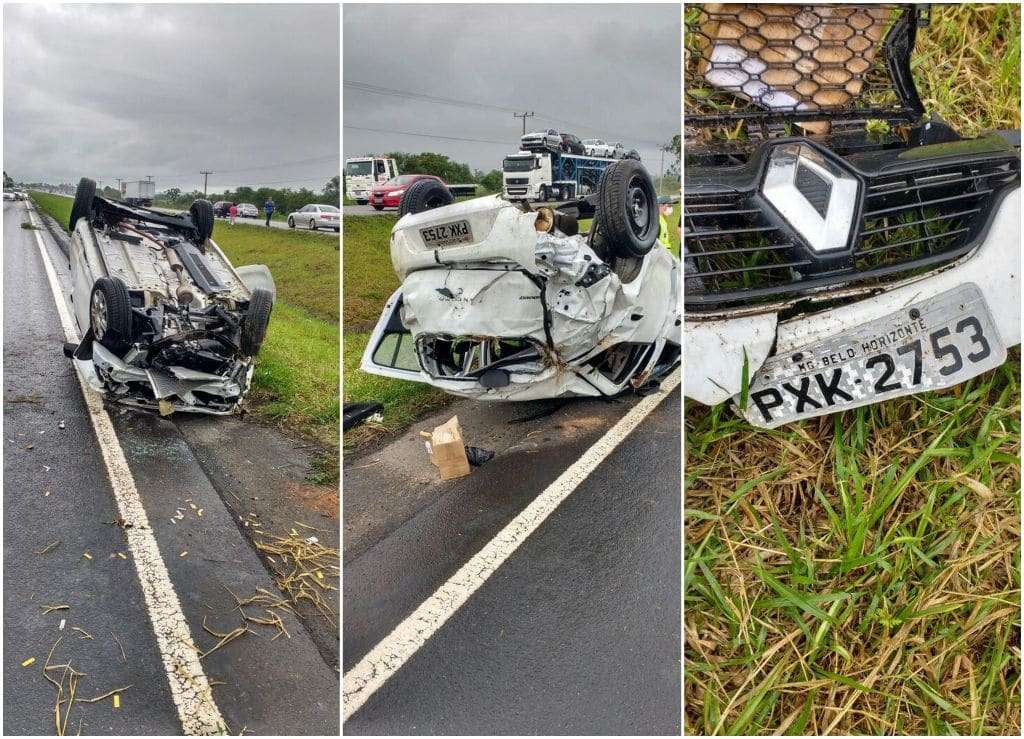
762 143 859 253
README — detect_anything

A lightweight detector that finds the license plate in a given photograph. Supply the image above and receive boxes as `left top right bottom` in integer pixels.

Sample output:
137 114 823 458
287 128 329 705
736 283 1006 428
420 220 473 249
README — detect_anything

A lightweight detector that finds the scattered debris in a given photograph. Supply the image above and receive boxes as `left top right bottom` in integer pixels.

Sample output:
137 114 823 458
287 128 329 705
70 627 94 640
465 445 496 467
41 635 134 735
22 657 36 667
250 532 339 622
179 551 188 558
420 416 471 480
34 540 61 555
42 604 71 615
109 631 127 664
58 620 66 631
81 552 92 561
343 401 385 431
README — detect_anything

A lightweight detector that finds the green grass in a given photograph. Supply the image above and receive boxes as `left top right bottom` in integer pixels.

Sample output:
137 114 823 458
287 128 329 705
684 5 1021 735
30 191 340 454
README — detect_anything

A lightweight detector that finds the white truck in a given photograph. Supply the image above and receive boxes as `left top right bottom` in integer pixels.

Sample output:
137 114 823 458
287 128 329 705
121 179 155 207
502 150 623 202
345 156 397 204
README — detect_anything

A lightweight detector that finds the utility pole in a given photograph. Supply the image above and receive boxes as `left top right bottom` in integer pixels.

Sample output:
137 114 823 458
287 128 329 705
513 111 535 136
200 171 213 197
115 178 123 195
659 149 665 195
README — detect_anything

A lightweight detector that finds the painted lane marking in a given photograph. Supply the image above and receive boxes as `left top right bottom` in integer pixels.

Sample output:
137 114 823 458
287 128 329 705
343 368 681 721
27 204 226 735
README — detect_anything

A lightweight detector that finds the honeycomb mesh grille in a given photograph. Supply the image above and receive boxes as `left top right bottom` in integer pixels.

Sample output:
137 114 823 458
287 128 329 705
684 3 924 130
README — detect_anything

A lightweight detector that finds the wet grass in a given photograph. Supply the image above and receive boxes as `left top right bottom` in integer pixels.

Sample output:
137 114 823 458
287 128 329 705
685 353 1021 735
683 5 1021 734
29 191 340 456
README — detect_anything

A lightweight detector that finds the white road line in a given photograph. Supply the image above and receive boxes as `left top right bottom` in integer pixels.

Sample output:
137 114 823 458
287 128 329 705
27 204 227 735
343 368 681 721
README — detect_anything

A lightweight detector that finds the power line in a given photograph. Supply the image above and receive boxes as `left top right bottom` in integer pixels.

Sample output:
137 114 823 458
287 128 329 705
344 79 667 147
513 111 535 136
344 124 510 147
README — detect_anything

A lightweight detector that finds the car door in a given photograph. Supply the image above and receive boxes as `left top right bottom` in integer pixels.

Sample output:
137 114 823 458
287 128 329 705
359 288 423 381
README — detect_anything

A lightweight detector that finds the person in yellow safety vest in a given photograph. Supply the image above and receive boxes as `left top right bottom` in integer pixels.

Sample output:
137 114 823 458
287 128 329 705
657 195 674 248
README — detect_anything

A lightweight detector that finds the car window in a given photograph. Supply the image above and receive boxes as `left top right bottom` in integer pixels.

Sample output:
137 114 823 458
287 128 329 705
320 205 339 213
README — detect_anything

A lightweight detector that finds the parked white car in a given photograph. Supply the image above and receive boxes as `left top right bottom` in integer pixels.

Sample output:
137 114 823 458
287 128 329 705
286 204 340 232
236 202 259 218
361 161 680 400
609 142 626 159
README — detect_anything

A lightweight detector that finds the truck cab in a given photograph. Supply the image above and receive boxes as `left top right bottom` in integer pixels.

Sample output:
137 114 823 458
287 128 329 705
345 157 397 204
502 151 550 201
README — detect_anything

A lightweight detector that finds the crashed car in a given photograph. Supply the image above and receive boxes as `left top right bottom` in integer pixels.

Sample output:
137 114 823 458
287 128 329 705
683 3 1021 428
63 178 276 414
360 161 680 400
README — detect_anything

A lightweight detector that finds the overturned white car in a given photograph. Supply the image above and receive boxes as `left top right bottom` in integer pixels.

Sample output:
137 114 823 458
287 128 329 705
361 161 681 400
63 178 276 415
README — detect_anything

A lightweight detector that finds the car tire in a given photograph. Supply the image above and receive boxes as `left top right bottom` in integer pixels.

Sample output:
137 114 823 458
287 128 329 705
595 159 658 259
538 185 549 202
287 217 295 228
69 177 96 232
240 288 273 356
398 179 454 217
90 277 134 353
310 219 317 230
372 204 384 211
189 199 215 243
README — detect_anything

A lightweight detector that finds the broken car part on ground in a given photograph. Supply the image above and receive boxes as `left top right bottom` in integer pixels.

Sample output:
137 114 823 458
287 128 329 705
361 161 681 400
63 178 276 414
683 3 1021 427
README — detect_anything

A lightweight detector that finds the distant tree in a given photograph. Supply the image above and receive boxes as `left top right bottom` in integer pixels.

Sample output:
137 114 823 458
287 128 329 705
662 134 681 177
324 175 340 199
162 187 182 201
386 151 473 184
479 169 504 194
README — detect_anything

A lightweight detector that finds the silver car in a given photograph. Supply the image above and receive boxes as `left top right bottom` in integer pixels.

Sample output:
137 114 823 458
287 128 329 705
236 202 259 218
582 139 614 158
286 203 340 232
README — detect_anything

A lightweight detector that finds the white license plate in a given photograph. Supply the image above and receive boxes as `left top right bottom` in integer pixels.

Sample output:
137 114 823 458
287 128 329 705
736 283 1006 428
420 220 473 248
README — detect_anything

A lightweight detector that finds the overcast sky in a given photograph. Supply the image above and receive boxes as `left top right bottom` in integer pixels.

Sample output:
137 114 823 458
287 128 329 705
343 3 680 174
3 3 338 193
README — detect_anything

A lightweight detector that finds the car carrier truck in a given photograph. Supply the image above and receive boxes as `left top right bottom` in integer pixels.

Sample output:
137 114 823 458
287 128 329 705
120 179 155 207
502 150 624 202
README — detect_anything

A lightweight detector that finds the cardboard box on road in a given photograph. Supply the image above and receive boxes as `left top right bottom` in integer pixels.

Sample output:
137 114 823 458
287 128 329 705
420 416 471 480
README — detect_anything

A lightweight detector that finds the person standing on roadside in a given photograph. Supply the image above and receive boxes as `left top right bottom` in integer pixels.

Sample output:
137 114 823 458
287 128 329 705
229 202 238 226
264 198 275 227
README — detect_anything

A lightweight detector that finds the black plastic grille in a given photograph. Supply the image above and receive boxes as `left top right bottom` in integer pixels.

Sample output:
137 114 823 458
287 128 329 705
684 155 1020 309
684 4 924 131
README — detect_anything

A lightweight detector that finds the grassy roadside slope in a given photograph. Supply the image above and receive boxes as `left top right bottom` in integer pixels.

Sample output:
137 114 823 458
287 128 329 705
29 192 340 454
684 5 1021 735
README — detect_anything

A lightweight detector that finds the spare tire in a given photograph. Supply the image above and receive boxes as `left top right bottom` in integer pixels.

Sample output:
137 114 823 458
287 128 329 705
69 178 96 232
594 160 659 259
189 199 215 243
398 179 454 217
89 276 134 353
240 288 273 356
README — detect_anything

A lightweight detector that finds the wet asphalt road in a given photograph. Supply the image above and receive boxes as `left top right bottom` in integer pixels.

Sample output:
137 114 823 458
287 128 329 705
3 201 339 734
343 390 681 734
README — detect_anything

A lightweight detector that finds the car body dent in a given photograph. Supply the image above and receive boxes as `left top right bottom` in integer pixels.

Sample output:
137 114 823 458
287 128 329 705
362 196 681 400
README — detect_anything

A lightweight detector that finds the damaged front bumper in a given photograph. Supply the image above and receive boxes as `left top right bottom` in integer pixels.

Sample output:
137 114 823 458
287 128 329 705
76 341 252 415
685 186 1021 424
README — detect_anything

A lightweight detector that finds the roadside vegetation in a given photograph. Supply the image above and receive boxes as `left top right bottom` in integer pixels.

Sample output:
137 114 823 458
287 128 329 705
29 191 340 467
684 4 1021 735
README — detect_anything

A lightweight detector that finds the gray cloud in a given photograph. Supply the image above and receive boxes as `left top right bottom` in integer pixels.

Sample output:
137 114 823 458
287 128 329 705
343 3 680 174
3 3 339 192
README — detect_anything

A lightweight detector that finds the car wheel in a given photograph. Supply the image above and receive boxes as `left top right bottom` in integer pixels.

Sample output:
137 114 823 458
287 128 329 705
69 177 97 232
595 159 658 260
240 288 273 356
90 277 134 353
310 219 317 230
398 179 454 217
189 199 215 244
372 204 384 211
538 185 549 202
287 217 295 228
